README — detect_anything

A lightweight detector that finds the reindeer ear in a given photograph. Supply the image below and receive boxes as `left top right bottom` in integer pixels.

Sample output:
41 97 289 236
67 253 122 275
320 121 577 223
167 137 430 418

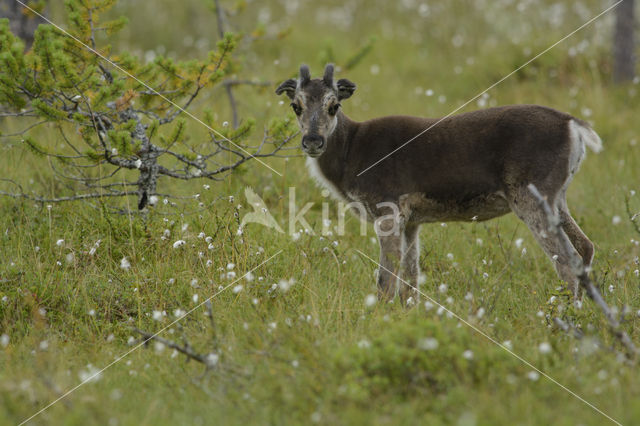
336 78 356 100
275 79 297 99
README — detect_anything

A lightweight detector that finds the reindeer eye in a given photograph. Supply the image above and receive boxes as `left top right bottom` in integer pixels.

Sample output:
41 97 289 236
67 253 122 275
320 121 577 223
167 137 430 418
328 103 341 116
290 103 302 116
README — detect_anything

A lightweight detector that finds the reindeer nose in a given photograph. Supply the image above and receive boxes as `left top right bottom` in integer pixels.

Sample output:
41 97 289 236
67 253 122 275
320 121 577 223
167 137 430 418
301 135 325 152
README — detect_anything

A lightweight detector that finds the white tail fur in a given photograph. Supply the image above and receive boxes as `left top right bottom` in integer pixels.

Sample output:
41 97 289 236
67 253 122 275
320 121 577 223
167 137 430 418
570 119 603 154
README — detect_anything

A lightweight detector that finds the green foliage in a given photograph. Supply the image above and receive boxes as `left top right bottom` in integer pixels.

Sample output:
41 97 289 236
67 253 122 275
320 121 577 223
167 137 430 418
0 0 265 191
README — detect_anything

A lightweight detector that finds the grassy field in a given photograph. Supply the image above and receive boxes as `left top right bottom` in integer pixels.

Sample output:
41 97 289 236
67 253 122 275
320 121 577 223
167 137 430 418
2 0 640 424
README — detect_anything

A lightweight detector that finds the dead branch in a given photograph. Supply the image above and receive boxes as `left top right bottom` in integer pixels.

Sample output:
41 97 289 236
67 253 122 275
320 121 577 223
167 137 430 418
132 327 219 369
624 195 640 236
528 184 638 359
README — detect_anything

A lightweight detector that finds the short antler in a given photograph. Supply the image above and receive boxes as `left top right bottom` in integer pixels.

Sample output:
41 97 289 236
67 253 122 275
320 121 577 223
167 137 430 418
323 63 334 87
299 64 311 87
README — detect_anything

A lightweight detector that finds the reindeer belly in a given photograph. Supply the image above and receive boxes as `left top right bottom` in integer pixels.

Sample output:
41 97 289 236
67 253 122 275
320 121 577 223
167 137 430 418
399 191 511 223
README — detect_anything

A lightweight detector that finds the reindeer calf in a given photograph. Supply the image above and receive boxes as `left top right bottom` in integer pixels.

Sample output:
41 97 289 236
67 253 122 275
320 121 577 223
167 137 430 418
276 64 602 303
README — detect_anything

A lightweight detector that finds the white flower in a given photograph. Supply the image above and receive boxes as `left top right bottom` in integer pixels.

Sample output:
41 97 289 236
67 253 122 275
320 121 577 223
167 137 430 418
476 307 485 318
612 215 622 225
134 159 142 169
152 310 163 321
192 294 199 303
206 352 219 367
424 301 434 311
364 294 377 308
527 371 540 381
278 278 295 292
0 334 9 347
79 364 102 383
174 309 186 318
226 271 236 280
154 342 165 353
227 263 235 270
538 342 552 354
197 232 206 239
120 257 131 270
149 195 159 206
446 253 454 260
502 340 513 350
418 337 438 350
438 283 448 293
233 284 243 294
173 240 186 249
244 271 254 281
56 239 64 246
515 238 524 249
462 350 474 360
88 309 96 317
357 339 371 349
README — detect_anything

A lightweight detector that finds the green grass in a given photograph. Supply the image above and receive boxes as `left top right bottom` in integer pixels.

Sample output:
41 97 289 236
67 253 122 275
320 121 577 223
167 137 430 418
2 0 640 424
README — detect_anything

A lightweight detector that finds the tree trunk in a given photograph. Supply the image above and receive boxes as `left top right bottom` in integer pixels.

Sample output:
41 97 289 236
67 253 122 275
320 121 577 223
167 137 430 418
613 0 636 83
0 0 46 49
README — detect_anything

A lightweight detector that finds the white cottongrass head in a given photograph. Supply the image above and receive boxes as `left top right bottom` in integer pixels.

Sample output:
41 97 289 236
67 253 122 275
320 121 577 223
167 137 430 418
120 257 131 270
79 364 102 383
278 278 295 292
538 342 552 354
206 352 219 367
364 294 377 308
418 337 439 351
173 240 186 249
462 349 474 360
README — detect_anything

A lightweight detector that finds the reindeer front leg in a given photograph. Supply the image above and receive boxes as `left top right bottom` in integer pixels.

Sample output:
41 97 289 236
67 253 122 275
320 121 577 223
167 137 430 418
375 214 403 301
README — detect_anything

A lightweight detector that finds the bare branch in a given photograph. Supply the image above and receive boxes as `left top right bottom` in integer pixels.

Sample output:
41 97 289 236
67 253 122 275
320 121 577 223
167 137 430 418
132 327 216 367
528 184 638 359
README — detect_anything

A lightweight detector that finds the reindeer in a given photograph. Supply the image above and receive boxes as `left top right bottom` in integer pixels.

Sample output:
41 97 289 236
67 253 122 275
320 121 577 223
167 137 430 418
276 64 602 304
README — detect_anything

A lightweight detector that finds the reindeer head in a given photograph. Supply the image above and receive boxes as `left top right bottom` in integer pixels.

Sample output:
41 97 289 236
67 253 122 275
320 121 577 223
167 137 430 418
276 64 356 157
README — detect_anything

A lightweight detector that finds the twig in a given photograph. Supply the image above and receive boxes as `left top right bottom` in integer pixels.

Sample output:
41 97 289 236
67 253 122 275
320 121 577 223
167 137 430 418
132 327 219 369
528 184 638 359
624 195 640 236
553 316 585 340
